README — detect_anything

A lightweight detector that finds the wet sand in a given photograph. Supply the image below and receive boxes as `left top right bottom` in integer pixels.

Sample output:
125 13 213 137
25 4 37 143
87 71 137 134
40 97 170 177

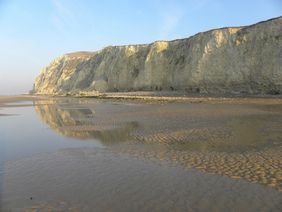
0 95 41 104
0 95 282 211
3 148 282 211
33 97 282 190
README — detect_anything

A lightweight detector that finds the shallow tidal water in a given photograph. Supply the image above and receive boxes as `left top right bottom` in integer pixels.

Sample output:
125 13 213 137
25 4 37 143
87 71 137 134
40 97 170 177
0 97 281 211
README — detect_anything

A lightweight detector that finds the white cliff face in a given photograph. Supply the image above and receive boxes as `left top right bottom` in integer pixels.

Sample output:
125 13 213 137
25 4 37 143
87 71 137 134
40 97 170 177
34 17 282 95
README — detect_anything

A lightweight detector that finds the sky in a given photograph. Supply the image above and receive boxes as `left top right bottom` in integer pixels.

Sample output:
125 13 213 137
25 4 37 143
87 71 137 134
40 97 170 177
0 0 281 95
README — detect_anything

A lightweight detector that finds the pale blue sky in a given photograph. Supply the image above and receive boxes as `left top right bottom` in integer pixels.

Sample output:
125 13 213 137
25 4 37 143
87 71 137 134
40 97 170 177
0 0 281 94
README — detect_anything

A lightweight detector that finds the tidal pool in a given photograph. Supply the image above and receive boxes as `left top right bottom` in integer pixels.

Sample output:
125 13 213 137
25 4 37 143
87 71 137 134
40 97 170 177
0 97 281 211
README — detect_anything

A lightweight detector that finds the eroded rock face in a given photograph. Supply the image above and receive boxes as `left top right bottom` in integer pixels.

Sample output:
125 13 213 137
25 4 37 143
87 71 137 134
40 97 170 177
33 17 282 95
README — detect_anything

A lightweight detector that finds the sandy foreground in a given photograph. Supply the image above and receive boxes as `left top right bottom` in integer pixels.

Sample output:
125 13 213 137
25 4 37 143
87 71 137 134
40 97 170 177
36 95 282 190
1 93 282 211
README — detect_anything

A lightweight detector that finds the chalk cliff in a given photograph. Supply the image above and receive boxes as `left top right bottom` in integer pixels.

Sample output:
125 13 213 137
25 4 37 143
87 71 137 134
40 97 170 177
33 17 282 95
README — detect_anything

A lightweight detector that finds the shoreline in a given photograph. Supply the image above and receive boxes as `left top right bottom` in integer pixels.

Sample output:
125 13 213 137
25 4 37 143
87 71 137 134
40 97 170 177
89 91 282 104
1 92 282 106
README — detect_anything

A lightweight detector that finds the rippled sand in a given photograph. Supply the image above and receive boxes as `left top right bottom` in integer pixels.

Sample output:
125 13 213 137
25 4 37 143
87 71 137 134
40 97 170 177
3 148 282 211
33 98 282 191
0 96 282 211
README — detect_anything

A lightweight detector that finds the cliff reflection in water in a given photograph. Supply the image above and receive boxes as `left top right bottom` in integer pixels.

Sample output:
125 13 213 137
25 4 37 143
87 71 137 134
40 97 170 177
34 99 282 191
34 99 282 152
34 99 139 145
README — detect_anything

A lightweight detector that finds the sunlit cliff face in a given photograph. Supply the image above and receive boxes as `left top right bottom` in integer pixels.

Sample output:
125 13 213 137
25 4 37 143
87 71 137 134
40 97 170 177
34 17 282 95
33 99 282 190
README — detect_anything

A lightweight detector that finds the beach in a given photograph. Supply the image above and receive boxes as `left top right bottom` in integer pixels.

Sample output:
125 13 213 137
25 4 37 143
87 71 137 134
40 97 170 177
0 95 281 211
